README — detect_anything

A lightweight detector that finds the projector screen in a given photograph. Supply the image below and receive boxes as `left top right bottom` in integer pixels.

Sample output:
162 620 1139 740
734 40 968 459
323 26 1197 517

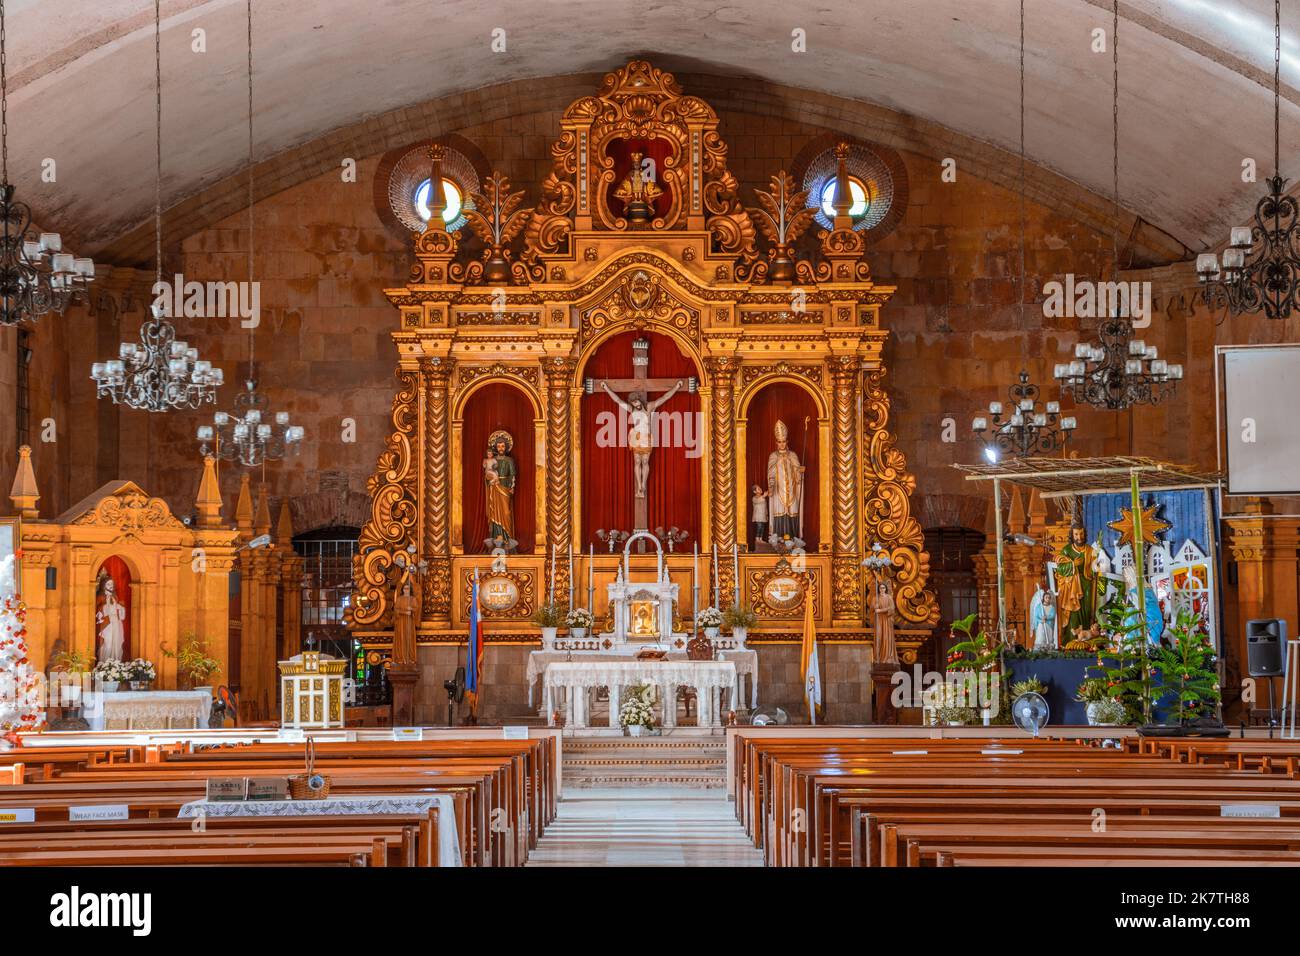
1222 345 1300 495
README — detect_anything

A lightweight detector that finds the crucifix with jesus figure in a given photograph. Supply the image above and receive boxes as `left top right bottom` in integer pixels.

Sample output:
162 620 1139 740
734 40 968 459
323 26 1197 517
585 337 697 538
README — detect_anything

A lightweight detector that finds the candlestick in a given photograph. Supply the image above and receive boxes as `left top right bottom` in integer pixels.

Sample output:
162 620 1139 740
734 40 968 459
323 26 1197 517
712 544 719 608
587 544 594 612
568 546 574 609
549 544 555 606
693 542 699 621
733 542 740 606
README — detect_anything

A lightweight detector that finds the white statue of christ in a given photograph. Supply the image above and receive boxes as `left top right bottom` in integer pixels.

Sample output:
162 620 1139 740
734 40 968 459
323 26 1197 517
96 577 126 662
601 379 684 498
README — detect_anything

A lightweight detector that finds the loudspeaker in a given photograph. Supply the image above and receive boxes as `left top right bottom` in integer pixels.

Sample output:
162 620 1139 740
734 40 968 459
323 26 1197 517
1246 618 1287 678
45 566 56 590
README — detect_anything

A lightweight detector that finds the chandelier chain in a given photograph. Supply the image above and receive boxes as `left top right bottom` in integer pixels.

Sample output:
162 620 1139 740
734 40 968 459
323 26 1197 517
154 0 162 291
247 0 255 374
1112 0 1120 278
1019 0 1026 332
1276 0 1281 179
1 0 8 184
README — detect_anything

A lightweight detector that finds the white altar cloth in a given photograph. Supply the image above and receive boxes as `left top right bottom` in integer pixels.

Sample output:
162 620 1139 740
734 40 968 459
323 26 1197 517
527 649 758 710
86 690 211 731
176 794 461 867
542 659 738 729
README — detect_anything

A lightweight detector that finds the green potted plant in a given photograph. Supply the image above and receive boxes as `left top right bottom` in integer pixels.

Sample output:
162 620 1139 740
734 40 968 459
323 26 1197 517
1075 676 1117 726
1150 609 1220 725
1010 676 1047 699
618 684 656 736
722 604 759 646
50 649 93 705
533 604 564 649
162 634 222 692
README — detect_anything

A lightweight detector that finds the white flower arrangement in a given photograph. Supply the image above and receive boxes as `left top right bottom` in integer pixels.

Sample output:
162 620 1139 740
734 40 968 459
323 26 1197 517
127 658 157 682
566 607 594 629
92 660 131 684
696 606 724 628
619 684 656 728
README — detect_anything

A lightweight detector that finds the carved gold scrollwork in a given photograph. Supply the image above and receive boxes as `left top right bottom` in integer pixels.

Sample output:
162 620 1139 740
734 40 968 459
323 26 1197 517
350 369 421 627
862 368 938 626
580 269 700 343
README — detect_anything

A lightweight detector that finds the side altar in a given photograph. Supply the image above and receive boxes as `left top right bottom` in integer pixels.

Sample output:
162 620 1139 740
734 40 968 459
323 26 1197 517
348 61 938 721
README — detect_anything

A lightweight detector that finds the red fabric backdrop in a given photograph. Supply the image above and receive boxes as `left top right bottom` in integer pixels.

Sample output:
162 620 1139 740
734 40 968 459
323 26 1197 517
97 555 132 661
744 383 820 550
461 382 537 553
605 138 675 220
581 330 701 546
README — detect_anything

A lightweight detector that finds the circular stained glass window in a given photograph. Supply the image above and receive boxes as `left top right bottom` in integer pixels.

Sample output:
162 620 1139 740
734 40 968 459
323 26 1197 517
818 176 870 219
414 178 464 225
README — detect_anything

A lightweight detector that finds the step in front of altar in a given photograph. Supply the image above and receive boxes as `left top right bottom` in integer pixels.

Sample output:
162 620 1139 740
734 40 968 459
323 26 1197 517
562 737 727 789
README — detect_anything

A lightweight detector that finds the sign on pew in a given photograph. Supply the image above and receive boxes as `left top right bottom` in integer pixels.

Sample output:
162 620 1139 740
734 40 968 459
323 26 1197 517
0 808 35 823
68 804 130 821
1221 803 1281 818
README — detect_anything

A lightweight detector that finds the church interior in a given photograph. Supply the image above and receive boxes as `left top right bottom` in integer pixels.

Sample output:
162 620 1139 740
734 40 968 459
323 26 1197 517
3 0 1300 900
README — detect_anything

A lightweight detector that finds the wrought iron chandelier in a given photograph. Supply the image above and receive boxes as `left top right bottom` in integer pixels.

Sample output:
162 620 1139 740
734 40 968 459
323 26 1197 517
1196 0 1297 320
195 0 302 466
0 0 94 326
1054 0 1182 411
973 370 1076 459
91 0 221 411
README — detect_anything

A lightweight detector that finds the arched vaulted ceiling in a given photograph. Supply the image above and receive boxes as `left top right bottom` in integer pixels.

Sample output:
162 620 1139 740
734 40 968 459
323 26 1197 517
6 0 1300 262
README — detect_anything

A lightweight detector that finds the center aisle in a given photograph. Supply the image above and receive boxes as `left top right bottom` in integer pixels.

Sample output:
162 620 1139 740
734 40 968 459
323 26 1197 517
525 787 764 867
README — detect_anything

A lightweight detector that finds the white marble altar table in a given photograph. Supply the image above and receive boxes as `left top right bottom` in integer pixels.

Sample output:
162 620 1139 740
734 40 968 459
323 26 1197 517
87 690 212 731
176 793 461 867
527 649 758 711
542 659 738 729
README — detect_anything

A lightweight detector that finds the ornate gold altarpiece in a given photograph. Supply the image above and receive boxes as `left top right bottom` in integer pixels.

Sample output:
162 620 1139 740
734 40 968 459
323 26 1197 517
350 61 938 661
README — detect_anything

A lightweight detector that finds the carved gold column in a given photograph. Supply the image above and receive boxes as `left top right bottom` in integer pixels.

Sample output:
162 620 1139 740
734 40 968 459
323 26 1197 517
828 355 861 619
861 367 938 627
544 357 576 604
422 356 454 621
706 355 739 601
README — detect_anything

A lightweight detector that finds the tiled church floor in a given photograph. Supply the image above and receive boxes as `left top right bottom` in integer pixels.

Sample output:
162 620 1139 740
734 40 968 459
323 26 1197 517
526 788 765 867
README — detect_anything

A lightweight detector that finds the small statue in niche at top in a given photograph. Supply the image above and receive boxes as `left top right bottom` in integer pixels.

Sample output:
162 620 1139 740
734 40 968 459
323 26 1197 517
613 150 663 222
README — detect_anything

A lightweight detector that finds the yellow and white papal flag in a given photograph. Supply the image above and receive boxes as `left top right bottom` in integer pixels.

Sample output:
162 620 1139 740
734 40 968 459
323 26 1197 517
799 589 821 724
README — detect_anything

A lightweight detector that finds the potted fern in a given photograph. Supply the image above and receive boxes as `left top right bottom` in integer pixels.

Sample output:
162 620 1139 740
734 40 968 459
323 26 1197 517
722 604 758 646
162 633 222 692
51 649 93 705
533 604 564 649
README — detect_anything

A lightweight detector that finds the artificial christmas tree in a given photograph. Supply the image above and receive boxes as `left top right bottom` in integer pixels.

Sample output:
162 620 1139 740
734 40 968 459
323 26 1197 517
0 554 44 737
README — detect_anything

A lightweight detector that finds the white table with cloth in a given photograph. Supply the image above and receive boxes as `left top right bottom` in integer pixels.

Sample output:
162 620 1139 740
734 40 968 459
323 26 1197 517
526 649 758 713
541 659 739 729
86 690 212 731
176 794 462 867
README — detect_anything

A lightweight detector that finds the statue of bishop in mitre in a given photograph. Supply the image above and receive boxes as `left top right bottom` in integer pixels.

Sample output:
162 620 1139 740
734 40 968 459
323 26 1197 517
766 419 805 539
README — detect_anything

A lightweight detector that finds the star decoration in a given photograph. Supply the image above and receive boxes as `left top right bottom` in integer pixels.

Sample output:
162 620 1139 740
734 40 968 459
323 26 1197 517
1107 502 1170 550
